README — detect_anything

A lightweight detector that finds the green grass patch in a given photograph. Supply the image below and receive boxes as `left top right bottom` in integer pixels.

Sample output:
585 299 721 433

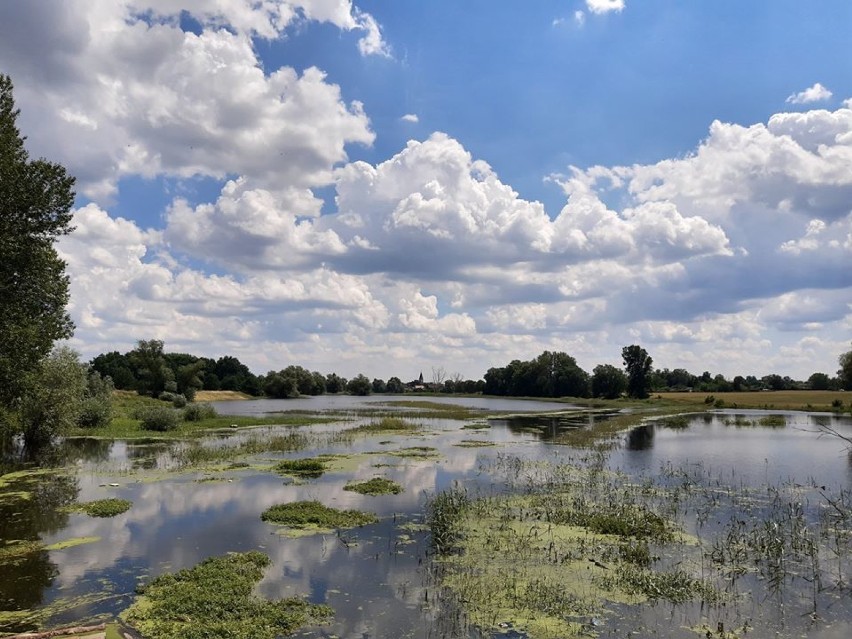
68 498 132 517
261 500 377 531
343 477 403 495
122 551 331 639
44 536 101 551
348 417 419 434
454 439 496 448
387 446 440 459
758 414 787 427
274 458 327 478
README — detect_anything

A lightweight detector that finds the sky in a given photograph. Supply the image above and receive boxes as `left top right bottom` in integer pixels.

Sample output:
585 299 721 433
1 0 850 382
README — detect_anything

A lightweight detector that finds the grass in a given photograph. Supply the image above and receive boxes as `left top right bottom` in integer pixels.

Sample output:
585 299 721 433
655 390 852 412
261 500 377 531
347 417 419 434
274 458 327 478
387 446 440 458
343 477 403 495
122 551 331 639
64 391 333 440
67 498 132 517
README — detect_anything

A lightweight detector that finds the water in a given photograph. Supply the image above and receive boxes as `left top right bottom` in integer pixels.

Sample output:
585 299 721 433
2 406 852 638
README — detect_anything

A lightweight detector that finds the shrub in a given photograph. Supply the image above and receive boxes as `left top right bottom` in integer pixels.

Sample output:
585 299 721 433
138 406 180 431
183 402 217 422
171 394 187 408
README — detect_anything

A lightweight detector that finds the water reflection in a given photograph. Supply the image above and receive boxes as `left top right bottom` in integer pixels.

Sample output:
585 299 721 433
2 407 852 637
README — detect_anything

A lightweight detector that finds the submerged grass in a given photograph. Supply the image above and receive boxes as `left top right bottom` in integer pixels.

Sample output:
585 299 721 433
343 477 402 495
122 551 331 639
261 500 377 531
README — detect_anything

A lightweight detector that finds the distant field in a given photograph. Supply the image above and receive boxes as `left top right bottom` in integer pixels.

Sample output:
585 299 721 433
194 390 254 401
656 390 852 411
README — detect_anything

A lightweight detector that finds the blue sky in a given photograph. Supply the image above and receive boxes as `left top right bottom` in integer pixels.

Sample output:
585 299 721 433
1 1 850 381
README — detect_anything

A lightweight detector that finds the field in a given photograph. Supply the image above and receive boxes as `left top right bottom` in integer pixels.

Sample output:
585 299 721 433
655 389 852 411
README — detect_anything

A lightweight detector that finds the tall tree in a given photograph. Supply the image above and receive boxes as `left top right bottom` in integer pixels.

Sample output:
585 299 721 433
622 345 653 399
839 343 852 390
0 74 75 408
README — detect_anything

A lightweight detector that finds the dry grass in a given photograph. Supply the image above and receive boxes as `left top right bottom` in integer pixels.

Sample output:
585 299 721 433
194 390 253 401
656 390 852 411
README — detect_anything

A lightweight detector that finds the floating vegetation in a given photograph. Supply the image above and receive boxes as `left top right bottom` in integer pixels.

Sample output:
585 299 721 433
274 457 327 478
722 416 754 427
68 498 132 517
348 417 419 434
261 500 377 533
461 421 491 430
658 415 690 429
343 477 403 495
758 414 786 427
454 439 496 448
387 446 440 459
44 536 101 551
122 551 332 639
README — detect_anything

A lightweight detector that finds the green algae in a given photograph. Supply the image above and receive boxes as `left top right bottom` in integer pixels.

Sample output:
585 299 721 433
67 498 132 517
261 500 377 534
122 551 331 639
44 536 102 551
343 477 403 495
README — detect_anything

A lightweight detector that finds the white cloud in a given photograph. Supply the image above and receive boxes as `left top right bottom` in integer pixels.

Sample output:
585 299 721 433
786 82 833 105
586 0 625 15
401 113 419 123
574 11 587 26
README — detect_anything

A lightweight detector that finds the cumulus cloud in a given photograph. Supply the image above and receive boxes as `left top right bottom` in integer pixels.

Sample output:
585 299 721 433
0 1 377 201
401 113 419 123
786 82 833 105
586 0 625 15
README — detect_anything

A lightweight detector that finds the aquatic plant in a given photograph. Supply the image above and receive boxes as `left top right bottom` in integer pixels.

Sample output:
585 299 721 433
123 551 331 639
350 417 418 433
71 498 132 517
261 500 377 529
343 477 402 495
275 458 327 478
426 485 470 554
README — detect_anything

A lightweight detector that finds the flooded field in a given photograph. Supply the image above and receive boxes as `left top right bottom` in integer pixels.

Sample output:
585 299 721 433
2 401 852 638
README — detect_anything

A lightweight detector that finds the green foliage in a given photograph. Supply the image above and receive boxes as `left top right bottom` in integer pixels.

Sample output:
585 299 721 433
72 498 132 517
171 394 187 408
17 346 87 447
263 372 298 398
138 406 180 432
274 458 327 478
426 486 470 554
123 551 332 639
622 344 653 399
807 372 832 391
344 477 403 495
347 373 372 396
839 343 852 390
77 369 115 428
183 402 217 422
0 75 75 410
591 364 627 399
325 372 346 393
385 376 405 393
484 350 590 398
129 340 170 397
261 501 377 529
351 417 417 433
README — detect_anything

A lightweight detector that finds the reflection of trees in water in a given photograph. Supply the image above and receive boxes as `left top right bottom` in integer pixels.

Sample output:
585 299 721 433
58 438 113 464
0 472 79 615
127 441 173 470
626 424 655 451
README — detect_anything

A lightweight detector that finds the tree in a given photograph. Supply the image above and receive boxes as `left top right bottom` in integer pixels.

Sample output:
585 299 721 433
591 364 627 399
77 369 114 428
386 376 405 394
807 372 831 391
17 347 87 448
347 374 372 396
128 340 170 397
371 378 387 393
622 345 653 399
0 74 75 409
839 344 852 390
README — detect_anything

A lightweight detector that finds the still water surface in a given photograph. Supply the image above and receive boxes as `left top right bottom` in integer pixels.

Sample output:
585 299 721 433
2 403 851 638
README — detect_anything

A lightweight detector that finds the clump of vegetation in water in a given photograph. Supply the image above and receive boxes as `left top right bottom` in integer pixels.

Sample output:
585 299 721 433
426 485 470 554
123 551 331 639
350 417 418 434
70 498 132 517
344 477 402 495
261 501 377 530
454 439 495 447
389 446 439 458
275 458 327 478
758 414 786 427
659 415 690 429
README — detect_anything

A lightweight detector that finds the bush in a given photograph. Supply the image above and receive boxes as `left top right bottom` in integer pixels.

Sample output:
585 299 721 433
138 406 180 431
183 402 217 422
171 394 187 408
78 396 112 428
